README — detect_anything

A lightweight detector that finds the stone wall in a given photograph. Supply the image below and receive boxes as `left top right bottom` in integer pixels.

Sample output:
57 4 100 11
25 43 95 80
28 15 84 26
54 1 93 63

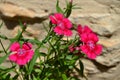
0 0 120 80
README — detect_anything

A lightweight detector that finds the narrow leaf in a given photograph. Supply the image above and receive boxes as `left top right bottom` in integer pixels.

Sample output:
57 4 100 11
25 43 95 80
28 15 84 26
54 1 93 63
13 74 19 80
79 60 84 77
40 52 47 57
28 49 40 74
5 73 11 80
56 0 64 13
0 22 3 29
0 54 9 65
0 34 8 40
62 74 68 80
65 2 72 18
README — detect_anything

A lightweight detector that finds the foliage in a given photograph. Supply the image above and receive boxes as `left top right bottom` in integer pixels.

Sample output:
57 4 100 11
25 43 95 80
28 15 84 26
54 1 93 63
0 0 102 80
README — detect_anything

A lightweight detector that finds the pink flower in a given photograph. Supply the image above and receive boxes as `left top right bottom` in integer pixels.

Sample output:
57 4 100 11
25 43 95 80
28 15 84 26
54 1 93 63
75 46 81 51
81 33 98 43
49 13 72 36
9 42 34 65
77 24 92 36
80 33 102 59
69 44 75 52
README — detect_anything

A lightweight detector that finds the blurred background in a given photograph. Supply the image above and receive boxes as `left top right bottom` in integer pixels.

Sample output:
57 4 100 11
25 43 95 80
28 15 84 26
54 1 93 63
0 0 120 80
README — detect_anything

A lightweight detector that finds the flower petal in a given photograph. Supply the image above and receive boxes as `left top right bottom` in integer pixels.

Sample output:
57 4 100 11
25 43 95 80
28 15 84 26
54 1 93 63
54 13 64 20
54 26 63 35
16 59 26 65
83 25 92 33
81 45 97 59
9 53 17 62
63 29 72 36
22 42 32 50
49 15 57 24
87 52 97 59
26 50 34 61
77 24 82 34
95 44 102 55
10 42 20 51
69 45 75 52
80 45 89 54
88 33 98 43
80 33 88 43
63 18 72 29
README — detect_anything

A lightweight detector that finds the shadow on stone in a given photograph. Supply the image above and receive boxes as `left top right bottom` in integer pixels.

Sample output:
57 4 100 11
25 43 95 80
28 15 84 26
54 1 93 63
0 1 49 29
1 16 48 29
91 60 116 72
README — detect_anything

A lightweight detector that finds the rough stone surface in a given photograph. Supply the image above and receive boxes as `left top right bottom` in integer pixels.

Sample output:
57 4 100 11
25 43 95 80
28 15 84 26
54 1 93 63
0 0 120 80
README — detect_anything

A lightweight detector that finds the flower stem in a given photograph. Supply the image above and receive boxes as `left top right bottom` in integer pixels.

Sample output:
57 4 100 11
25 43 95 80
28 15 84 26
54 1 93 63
0 39 7 54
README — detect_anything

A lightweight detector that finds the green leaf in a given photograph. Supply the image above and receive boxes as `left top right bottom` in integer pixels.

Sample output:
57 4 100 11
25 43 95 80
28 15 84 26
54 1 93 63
28 49 40 74
40 52 47 57
43 77 49 80
0 65 16 72
62 74 67 80
42 22 49 33
0 34 8 40
35 69 42 73
69 77 81 80
1 73 10 80
0 53 9 65
0 65 16 80
5 73 11 80
0 22 3 29
19 20 26 30
56 0 64 13
33 75 38 80
21 38 42 45
0 66 6 70
64 0 73 17
66 55 72 60
13 74 19 80
79 60 84 77
14 29 22 41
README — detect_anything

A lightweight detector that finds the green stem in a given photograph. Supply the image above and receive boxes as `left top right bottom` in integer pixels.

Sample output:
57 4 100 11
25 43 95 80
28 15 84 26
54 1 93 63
39 65 45 79
17 28 25 41
0 39 7 54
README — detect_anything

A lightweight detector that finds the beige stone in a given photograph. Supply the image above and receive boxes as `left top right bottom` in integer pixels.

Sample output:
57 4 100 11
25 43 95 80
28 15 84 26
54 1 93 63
11 25 40 39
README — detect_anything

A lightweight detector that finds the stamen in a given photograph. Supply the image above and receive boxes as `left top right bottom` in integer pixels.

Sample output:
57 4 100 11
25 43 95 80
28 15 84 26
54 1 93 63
17 49 25 55
58 22 64 29
87 41 95 50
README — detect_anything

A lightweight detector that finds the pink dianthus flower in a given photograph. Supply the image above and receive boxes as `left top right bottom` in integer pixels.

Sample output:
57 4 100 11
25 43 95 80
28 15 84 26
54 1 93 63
49 13 72 36
69 44 75 52
76 24 102 59
80 33 102 59
77 24 92 36
9 42 34 65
